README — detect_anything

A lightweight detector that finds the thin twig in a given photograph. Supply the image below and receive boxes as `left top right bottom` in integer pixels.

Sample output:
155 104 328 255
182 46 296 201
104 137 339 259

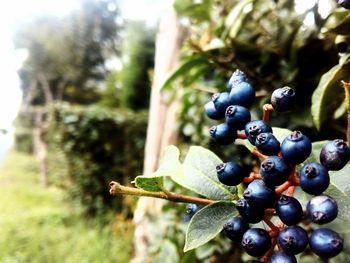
109 181 215 206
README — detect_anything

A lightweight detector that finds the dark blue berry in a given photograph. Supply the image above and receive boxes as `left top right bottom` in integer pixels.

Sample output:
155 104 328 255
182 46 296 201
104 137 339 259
300 162 329 195
255 133 280 156
275 195 303 226
245 120 273 145
278 225 308 255
307 195 338 224
223 216 249 242
339 0 350 9
269 251 297 263
320 139 350 171
204 101 222 120
209 123 237 145
216 162 246 186
225 105 251 130
212 92 231 115
229 81 255 108
310 228 343 258
260 156 291 186
186 203 200 217
271 86 296 112
236 198 264 224
280 131 312 165
227 69 248 91
242 228 271 257
243 179 276 209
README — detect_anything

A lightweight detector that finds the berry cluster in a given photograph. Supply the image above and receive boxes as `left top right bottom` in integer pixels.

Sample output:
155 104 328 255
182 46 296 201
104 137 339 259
204 69 350 262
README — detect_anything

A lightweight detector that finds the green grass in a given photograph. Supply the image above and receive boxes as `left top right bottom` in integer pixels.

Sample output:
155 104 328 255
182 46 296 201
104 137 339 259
0 150 133 263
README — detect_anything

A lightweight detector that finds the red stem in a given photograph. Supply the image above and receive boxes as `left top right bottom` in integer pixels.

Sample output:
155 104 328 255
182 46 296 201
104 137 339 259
262 104 275 123
251 147 268 160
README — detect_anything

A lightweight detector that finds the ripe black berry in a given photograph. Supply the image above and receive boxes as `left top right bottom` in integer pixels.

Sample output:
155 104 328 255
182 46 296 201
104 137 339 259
307 195 338 225
300 162 329 195
242 228 271 257
216 162 246 186
209 123 237 145
236 198 264 224
204 101 222 120
225 105 251 130
223 216 249 242
280 131 311 165
278 225 308 255
260 156 291 186
320 139 350 171
227 69 248 90
212 92 231 115
245 120 273 145
243 179 276 209
229 81 255 108
275 195 303 226
186 203 200 217
271 86 296 112
255 133 280 156
339 0 350 9
310 228 344 258
269 251 297 263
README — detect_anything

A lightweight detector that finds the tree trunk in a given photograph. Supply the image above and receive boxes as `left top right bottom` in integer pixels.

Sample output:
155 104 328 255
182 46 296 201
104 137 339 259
132 4 186 262
33 110 49 187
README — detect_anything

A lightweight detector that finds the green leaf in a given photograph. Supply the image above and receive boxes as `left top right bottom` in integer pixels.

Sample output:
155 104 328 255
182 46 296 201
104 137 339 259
161 57 209 91
134 145 181 192
328 13 350 35
326 165 350 220
311 55 350 130
171 146 237 200
222 0 253 39
184 201 237 252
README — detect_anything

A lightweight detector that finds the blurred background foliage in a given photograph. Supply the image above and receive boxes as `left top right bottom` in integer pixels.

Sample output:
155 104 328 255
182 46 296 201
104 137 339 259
6 0 350 262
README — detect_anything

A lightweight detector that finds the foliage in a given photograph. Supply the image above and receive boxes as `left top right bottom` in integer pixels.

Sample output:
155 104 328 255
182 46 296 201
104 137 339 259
166 0 350 144
49 103 147 215
0 150 133 263
118 21 155 110
14 0 121 105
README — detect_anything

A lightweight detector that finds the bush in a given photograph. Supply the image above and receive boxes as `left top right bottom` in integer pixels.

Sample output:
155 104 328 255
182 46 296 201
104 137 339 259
49 103 148 215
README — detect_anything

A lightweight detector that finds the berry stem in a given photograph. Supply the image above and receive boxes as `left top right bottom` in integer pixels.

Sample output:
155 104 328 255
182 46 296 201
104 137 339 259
341 81 350 147
237 133 247 139
262 104 275 122
264 217 279 233
109 181 215 206
251 147 268 160
286 186 296 196
243 172 261 183
261 236 277 263
275 181 292 195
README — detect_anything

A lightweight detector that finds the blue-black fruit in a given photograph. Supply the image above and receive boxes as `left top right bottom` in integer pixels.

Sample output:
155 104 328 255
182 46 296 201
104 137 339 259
275 195 303 226
209 123 237 145
281 131 311 165
271 86 296 112
242 228 271 257
255 133 280 156
320 139 350 171
223 216 249 242
245 120 273 145
216 162 246 186
278 225 308 255
300 162 329 195
310 228 343 258
260 156 291 186
307 195 338 225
